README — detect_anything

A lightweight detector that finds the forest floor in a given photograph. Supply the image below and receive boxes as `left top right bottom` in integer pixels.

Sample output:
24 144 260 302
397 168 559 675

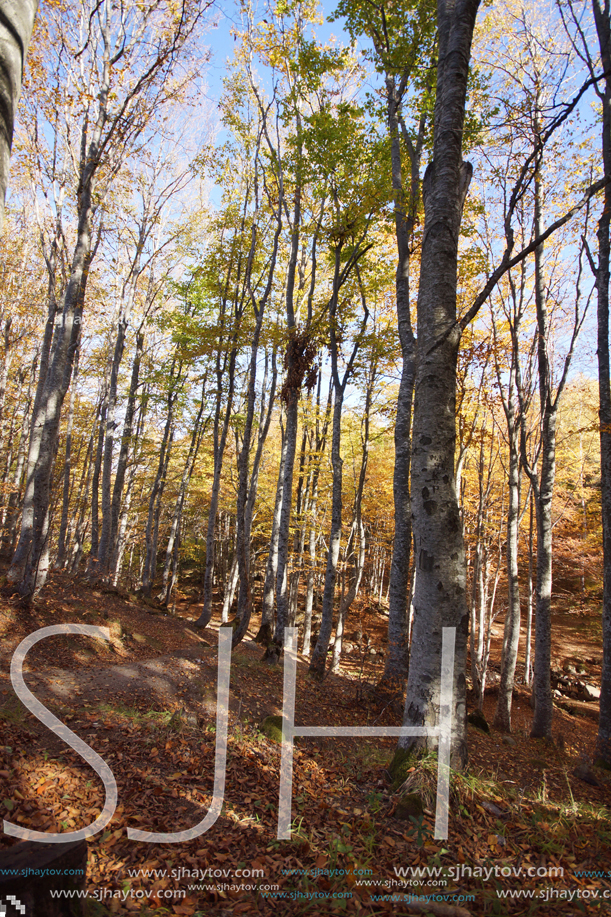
0 571 609 916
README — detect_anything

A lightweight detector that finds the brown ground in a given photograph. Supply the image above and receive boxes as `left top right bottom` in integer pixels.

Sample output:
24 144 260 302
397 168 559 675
0 571 609 916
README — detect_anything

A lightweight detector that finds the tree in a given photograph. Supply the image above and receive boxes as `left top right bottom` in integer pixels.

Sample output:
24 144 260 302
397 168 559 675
393 0 480 771
474 2 596 737
334 0 436 688
301 101 381 679
556 0 611 764
591 0 611 768
392 0 605 766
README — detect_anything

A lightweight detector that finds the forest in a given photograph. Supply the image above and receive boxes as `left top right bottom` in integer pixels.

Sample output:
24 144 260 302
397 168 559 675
0 0 610 914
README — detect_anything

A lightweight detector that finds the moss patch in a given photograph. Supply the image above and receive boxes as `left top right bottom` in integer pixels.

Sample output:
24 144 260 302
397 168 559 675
388 746 417 790
260 715 284 743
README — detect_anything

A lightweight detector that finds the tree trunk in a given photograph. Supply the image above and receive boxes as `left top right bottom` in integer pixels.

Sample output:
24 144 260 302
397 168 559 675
194 347 238 627
383 73 420 685
529 412 556 738
309 389 344 679
86 380 108 576
494 387 521 731
331 520 366 674
396 0 480 770
274 385 300 642
302 518 317 657
2 355 36 554
96 315 129 576
309 254 368 679
222 551 238 623
524 491 534 687
258 418 287 641
159 378 208 605
330 355 372 675
298 374 332 657
107 332 144 578
232 212 280 647
54 344 79 569
141 364 181 595
528 146 556 740
8 199 94 598
593 0 611 768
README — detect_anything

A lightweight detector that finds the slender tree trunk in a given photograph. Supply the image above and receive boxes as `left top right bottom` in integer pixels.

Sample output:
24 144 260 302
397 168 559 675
0 317 13 443
54 345 80 569
8 201 94 597
274 386 300 642
302 518 317 657
159 380 207 605
232 213 280 647
309 261 368 679
222 552 238 623
384 75 420 685
2 356 36 554
332 519 366 674
309 389 345 679
494 389 521 731
298 375 331 657
96 315 129 574
87 381 108 576
525 491 534 687
141 367 180 595
330 358 372 675
194 349 238 627
112 461 138 586
528 148 555 740
469 440 485 702
66 407 98 574
107 332 144 578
